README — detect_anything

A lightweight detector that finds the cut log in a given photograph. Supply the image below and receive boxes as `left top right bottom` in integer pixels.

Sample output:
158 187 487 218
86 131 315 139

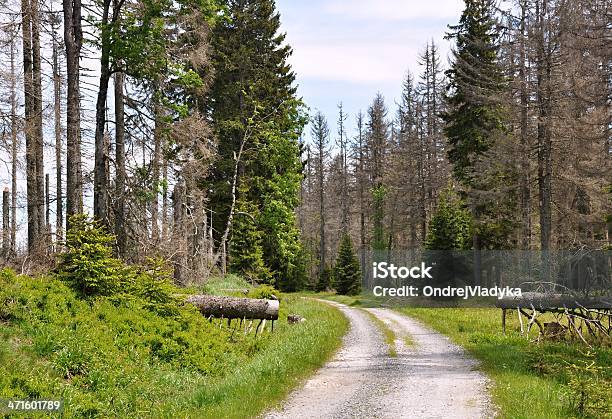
185 295 279 320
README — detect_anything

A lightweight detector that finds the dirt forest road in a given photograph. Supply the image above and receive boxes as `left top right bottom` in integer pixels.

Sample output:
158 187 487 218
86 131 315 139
265 301 492 419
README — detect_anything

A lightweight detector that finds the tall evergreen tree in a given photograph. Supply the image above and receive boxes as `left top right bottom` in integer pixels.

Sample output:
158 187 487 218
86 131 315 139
443 0 504 182
443 0 508 251
310 111 330 283
206 0 307 290
366 94 388 253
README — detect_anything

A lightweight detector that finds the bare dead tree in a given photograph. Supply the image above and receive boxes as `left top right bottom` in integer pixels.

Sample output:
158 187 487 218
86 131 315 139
63 0 83 227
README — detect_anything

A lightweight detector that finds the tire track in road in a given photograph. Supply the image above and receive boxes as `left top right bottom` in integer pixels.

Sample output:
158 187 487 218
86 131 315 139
265 301 492 419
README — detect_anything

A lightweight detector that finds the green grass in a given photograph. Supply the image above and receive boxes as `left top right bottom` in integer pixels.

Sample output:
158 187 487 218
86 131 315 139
362 310 397 357
195 274 252 297
316 292 611 418
304 291 381 307
396 307 612 419
0 271 348 418
188 296 348 417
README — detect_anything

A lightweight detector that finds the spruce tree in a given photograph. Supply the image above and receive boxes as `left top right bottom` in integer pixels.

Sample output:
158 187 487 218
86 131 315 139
205 0 307 289
366 94 388 254
425 187 473 288
425 187 473 251
334 234 361 296
443 0 511 253
229 196 270 284
443 0 504 184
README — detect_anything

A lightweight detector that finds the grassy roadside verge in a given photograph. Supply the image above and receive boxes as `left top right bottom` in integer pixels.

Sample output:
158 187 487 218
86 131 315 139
184 295 348 417
0 272 348 418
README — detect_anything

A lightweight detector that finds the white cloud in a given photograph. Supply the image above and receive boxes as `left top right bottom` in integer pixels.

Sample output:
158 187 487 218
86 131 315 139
289 40 420 84
323 0 464 21
278 0 461 85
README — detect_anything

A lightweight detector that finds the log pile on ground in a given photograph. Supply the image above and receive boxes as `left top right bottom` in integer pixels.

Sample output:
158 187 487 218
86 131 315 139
185 295 279 320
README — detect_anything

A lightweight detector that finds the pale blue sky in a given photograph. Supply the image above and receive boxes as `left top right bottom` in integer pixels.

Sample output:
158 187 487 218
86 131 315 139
275 0 465 141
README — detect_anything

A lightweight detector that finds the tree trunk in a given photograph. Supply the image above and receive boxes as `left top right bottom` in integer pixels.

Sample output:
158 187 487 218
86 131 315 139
318 139 326 275
172 182 186 284
519 0 531 250
9 36 17 254
151 97 162 242
22 0 38 253
64 0 83 227
31 0 45 249
338 103 349 233
357 112 366 272
161 160 168 240
185 295 279 320
536 0 552 280
93 0 112 228
114 72 127 256
417 106 427 242
45 174 50 239
2 189 9 256
53 31 63 243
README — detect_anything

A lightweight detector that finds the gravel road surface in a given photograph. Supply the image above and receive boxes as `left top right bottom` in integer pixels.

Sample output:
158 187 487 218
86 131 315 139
265 301 492 419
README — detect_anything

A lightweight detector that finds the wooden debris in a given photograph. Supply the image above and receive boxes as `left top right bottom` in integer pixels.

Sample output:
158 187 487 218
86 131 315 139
185 295 279 320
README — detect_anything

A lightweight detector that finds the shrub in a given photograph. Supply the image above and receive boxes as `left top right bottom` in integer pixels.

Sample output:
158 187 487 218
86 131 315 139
57 216 178 315
563 352 612 418
334 234 361 296
57 214 124 296
316 265 333 292
130 258 180 315
425 187 472 250
0 272 261 407
248 285 279 300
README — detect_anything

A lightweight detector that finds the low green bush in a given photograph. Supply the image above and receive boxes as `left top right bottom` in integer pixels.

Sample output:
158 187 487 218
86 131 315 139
563 351 612 418
0 268 262 415
0 219 350 417
56 216 178 313
57 215 124 297
247 284 280 300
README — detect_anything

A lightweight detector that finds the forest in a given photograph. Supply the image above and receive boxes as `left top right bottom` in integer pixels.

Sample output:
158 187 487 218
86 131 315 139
0 0 610 417
0 0 609 292
0 0 612 290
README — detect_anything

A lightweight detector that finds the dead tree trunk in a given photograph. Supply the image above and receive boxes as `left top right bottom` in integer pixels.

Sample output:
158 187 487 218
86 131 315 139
93 0 112 228
64 0 84 227
518 0 531 250
31 0 45 249
185 295 279 320
2 188 9 256
536 0 553 279
53 27 63 243
151 97 162 242
9 34 18 254
114 72 127 256
161 160 168 240
22 0 39 253
45 173 50 241
172 181 186 284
